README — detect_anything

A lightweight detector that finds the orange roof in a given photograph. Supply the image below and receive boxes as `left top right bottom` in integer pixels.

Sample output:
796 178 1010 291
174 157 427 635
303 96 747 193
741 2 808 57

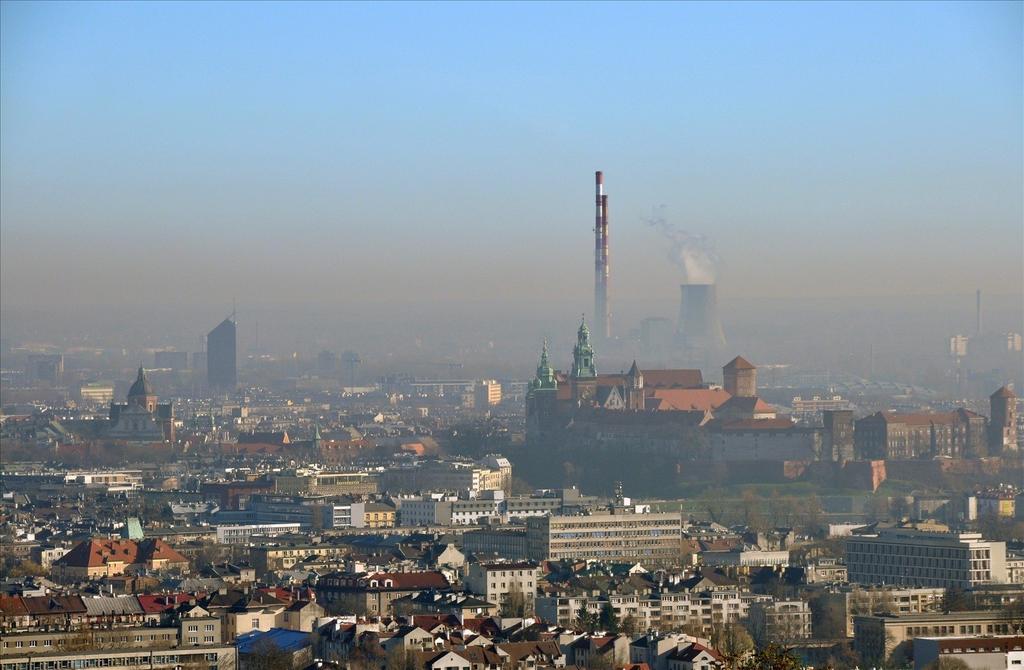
649 388 731 412
639 369 703 389
56 538 187 569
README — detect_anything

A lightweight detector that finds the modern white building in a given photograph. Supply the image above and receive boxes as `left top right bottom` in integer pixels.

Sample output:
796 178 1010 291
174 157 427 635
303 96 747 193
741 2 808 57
846 529 1007 588
215 523 301 545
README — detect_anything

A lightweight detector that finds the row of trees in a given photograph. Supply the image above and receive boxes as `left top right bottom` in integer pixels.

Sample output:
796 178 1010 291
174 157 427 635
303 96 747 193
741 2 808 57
699 488 827 536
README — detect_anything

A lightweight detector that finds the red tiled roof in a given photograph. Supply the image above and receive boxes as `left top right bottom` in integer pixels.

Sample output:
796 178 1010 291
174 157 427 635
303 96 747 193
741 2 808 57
0 595 30 616
20 595 87 615
648 388 731 412
137 593 199 614
639 369 704 389
56 538 187 569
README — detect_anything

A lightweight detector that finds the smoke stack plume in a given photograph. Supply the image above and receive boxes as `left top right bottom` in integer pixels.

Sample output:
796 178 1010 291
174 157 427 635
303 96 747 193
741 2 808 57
594 171 611 339
677 283 726 350
644 205 719 284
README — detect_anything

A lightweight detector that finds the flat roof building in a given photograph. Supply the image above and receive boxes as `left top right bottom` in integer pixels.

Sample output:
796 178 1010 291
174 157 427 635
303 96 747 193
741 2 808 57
846 528 1007 588
526 509 683 567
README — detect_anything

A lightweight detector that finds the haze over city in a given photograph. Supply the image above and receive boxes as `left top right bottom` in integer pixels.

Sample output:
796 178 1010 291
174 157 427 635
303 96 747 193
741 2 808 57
2 2 1021 367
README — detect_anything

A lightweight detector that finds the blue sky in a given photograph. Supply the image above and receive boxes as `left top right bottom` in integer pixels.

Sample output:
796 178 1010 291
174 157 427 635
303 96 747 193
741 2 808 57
1 1 1021 309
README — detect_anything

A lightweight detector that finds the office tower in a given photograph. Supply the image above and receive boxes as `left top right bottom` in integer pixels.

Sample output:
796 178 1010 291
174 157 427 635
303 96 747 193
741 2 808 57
207 317 237 391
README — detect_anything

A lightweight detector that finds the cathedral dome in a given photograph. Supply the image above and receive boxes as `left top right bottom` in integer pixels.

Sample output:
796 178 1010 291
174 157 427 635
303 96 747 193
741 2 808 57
128 367 154 398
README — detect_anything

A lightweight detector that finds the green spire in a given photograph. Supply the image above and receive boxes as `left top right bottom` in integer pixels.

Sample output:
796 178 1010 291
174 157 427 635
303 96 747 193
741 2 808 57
531 339 557 391
572 315 597 379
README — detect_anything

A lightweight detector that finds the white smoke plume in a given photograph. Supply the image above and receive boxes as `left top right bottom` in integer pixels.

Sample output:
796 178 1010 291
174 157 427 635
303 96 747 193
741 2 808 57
643 205 719 284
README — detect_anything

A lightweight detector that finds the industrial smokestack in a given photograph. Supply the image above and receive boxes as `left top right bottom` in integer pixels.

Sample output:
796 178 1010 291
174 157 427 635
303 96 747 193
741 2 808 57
594 171 611 339
677 283 726 351
601 193 610 339
976 289 982 336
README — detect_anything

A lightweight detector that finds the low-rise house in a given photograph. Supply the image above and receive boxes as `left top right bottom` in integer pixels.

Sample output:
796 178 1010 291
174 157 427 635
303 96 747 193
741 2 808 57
413 649 472 670
667 643 724 670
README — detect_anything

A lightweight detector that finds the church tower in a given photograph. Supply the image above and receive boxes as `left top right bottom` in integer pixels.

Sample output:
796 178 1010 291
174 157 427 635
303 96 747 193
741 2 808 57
626 360 645 410
571 317 598 404
526 340 559 438
127 367 157 413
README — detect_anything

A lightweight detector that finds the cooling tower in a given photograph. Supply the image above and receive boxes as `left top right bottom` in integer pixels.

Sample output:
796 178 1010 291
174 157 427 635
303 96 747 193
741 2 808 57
677 283 726 350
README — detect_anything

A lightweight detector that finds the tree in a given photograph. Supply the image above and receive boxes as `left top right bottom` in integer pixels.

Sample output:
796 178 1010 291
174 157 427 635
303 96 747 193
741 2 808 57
822 642 860 670
711 623 754 670
8 560 46 578
501 582 528 618
799 495 826 538
576 602 597 633
889 496 911 522
808 594 846 639
739 643 801 670
619 614 639 637
865 495 889 523
598 601 619 634
701 486 729 524
740 490 768 532
386 646 417 670
1003 598 1024 634
246 639 294 670
941 587 973 613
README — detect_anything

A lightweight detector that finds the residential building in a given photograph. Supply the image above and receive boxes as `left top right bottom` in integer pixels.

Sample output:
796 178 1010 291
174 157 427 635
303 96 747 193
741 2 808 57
315 571 450 616
527 510 683 567
464 562 540 614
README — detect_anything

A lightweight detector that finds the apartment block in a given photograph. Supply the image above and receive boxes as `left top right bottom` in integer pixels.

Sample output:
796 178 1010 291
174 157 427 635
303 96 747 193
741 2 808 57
527 510 683 566
464 562 541 614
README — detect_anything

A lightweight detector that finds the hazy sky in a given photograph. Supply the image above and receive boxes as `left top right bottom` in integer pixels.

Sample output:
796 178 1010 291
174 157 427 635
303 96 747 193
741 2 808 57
2 1 1022 313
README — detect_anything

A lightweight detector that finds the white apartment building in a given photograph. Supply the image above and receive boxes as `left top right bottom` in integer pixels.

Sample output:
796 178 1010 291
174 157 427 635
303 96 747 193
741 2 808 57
215 523 301 545
536 590 771 634
527 510 683 567
464 562 540 614
846 529 1007 588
